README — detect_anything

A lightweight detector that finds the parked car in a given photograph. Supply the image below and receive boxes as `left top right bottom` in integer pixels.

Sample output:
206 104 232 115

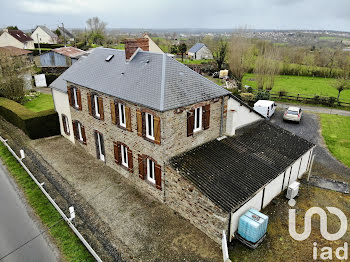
283 106 302 123
253 100 276 119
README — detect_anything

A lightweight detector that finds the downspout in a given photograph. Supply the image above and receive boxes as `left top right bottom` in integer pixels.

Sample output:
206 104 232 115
219 96 225 137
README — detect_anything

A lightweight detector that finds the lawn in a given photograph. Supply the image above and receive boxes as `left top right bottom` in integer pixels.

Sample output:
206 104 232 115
0 143 95 261
23 93 54 112
320 114 350 167
176 58 212 65
243 74 350 102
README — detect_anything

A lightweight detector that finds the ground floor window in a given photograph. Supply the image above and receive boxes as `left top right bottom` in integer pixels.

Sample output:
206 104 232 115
121 144 128 168
147 158 155 184
61 114 70 135
95 131 105 161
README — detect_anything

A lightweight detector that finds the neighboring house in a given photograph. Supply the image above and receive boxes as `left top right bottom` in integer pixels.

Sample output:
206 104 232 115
50 38 314 244
57 27 75 44
31 26 58 44
188 43 213 60
40 47 87 67
0 29 34 49
143 33 164 53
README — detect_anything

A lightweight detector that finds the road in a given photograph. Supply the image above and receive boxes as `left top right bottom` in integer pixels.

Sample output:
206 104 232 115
0 162 59 262
277 102 350 116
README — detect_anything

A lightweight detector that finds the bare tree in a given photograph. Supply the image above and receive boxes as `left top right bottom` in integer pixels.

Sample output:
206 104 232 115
86 17 107 45
228 35 254 88
254 45 281 90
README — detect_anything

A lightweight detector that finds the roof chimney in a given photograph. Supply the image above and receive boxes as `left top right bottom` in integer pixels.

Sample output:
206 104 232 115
124 38 149 61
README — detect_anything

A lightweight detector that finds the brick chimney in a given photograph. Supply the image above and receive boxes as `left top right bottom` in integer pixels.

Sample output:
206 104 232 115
124 38 149 61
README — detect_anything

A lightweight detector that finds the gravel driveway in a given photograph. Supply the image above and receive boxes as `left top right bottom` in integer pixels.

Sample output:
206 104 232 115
270 109 350 178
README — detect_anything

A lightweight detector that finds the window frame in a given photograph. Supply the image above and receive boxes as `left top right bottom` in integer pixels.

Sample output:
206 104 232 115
93 94 100 118
145 113 155 140
147 158 155 184
72 87 79 108
96 131 105 161
77 121 83 141
118 103 126 128
62 114 70 135
121 144 128 168
193 107 202 132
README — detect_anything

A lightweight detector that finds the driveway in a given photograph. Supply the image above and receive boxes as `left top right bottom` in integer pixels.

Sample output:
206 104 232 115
0 162 60 262
270 109 350 178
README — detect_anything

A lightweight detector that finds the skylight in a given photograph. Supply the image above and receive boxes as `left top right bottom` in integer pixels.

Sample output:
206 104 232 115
105 54 114 62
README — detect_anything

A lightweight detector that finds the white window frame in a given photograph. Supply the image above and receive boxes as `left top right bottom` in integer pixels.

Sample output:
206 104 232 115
118 103 126 128
193 107 202 132
147 158 155 184
93 94 100 118
73 87 78 108
77 122 83 141
145 113 154 140
96 132 105 162
121 144 128 168
63 115 69 134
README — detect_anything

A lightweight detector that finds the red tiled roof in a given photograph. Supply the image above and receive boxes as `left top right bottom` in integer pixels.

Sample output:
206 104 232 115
52 47 87 58
7 30 33 43
0 46 32 56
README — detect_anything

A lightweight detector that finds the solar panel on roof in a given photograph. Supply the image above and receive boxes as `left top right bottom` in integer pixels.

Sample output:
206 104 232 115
105 54 114 61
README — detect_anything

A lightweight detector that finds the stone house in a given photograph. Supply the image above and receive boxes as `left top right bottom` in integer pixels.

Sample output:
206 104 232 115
188 43 213 60
50 38 314 244
31 25 58 44
0 29 34 49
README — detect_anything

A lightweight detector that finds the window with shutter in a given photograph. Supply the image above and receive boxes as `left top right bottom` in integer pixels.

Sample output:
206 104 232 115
72 120 77 138
67 87 73 106
114 142 120 164
94 131 105 161
61 114 70 135
72 87 79 108
145 113 154 140
81 125 87 144
93 94 100 118
127 149 133 172
110 101 116 124
193 107 202 132
76 89 82 110
87 93 92 115
98 97 104 120
146 158 155 184
138 154 145 179
203 104 210 130
118 103 126 127
155 164 162 190
136 110 143 136
125 106 132 131
154 116 161 144
121 144 128 168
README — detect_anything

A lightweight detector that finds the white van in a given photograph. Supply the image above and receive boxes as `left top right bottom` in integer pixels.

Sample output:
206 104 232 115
253 100 276 119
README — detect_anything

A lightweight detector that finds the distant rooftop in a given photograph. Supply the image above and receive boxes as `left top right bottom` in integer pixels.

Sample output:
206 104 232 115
188 43 206 53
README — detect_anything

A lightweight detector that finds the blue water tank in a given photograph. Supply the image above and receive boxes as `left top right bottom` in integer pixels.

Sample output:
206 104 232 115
238 208 269 243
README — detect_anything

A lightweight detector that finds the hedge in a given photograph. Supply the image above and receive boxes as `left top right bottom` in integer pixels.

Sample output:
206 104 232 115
34 43 65 49
0 98 60 139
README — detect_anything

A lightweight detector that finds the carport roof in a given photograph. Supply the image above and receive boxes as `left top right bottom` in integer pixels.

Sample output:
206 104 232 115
169 120 314 213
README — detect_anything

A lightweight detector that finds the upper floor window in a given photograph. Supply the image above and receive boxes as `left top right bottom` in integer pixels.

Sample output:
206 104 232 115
87 92 104 120
110 100 132 131
187 104 210 137
118 103 126 128
68 86 82 110
136 110 161 144
145 113 154 140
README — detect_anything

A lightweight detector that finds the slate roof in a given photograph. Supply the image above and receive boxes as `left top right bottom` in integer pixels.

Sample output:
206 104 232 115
53 47 87 58
62 47 230 112
35 26 57 39
58 27 74 39
188 43 206 53
170 120 315 213
7 30 33 43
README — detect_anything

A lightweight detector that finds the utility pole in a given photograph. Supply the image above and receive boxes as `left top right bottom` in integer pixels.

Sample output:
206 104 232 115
61 22 66 47
36 34 41 55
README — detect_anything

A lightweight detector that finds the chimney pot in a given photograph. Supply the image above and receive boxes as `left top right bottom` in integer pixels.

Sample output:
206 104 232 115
124 38 149 61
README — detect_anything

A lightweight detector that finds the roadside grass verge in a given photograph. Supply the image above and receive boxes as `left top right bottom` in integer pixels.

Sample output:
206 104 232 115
23 93 54 112
320 114 350 167
243 74 350 102
0 143 95 262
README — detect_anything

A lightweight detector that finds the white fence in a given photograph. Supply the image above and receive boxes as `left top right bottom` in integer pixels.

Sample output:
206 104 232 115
0 136 103 262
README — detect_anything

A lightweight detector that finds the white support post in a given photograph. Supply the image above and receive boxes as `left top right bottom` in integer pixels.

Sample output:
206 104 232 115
307 154 315 182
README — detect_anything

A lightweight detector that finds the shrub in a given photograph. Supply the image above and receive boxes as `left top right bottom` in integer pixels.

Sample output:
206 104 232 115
0 98 59 139
255 90 271 101
240 92 255 102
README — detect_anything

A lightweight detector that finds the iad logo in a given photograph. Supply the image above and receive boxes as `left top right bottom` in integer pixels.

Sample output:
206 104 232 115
288 199 348 260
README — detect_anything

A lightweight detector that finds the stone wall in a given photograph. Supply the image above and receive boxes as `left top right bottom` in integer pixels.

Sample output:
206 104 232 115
165 166 230 244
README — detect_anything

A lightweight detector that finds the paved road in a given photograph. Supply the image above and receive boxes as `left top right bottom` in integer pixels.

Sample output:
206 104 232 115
277 102 350 116
270 109 350 177
0 162 59 262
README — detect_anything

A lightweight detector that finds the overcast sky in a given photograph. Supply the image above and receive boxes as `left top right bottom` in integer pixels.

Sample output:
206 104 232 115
0 0 349 31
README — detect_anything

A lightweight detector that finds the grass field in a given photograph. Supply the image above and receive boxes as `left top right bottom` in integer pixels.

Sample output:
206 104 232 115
0 143 95 261
176 58 212 65
23 93 54 112
320 114 350 167
242 74 350 102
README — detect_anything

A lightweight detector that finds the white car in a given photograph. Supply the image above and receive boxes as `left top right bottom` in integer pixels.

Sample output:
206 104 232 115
283 107 302 123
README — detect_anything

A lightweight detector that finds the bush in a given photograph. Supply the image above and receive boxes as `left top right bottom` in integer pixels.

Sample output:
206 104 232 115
34 43 65 49
0 98 59 139
255 90 271 101
240 93 255 102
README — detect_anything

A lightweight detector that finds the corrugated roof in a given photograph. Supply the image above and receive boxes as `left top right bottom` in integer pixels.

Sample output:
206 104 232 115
7 30 33 43
53 47 87 58
188 43 206 53
62 47 230 111
0 46 32 56
170 120 314 213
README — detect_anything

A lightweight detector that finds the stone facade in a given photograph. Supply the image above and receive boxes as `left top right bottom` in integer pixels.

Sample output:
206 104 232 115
165 165 230 244
68 82 228 204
